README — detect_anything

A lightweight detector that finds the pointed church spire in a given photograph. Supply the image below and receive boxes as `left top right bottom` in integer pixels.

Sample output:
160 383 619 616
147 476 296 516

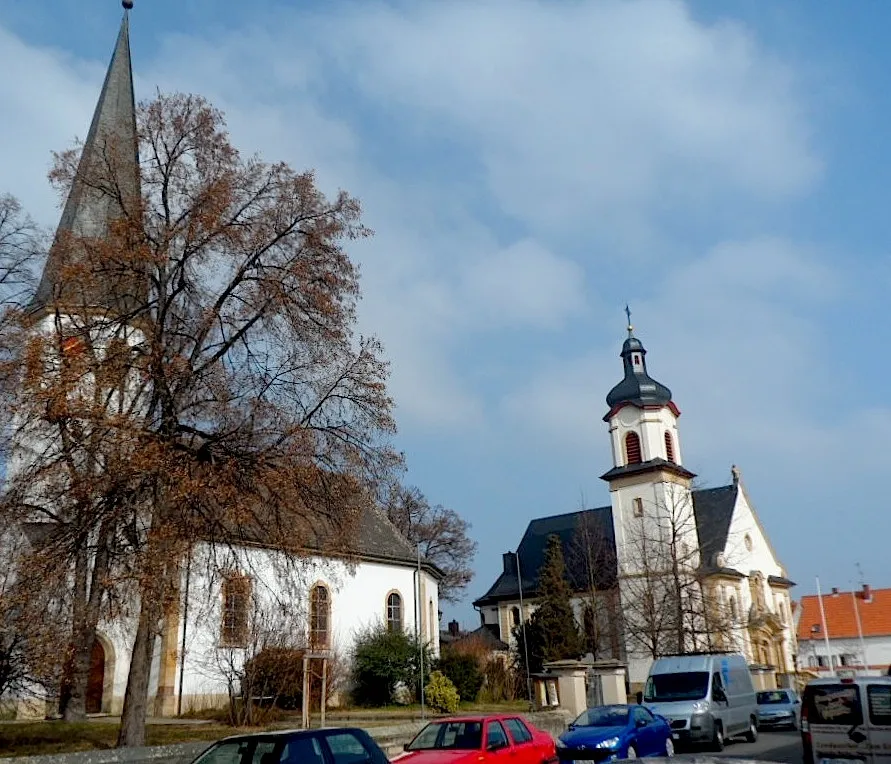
31 3 142 316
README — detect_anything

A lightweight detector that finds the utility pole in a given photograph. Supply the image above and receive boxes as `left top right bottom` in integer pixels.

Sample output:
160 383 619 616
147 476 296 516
418 543 426 720
516 553 533 709
816 577 835 674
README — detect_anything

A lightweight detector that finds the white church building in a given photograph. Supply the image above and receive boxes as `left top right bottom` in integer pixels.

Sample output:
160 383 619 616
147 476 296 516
4 7 441 718
475 321 797 689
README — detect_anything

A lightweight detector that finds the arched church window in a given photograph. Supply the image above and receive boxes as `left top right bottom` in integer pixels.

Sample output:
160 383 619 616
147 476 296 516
664 432 675 462
729 596 738 622
221 573 251 647
310 584 330 648
386 592 403 632
624 432 642 465
511 606 521 627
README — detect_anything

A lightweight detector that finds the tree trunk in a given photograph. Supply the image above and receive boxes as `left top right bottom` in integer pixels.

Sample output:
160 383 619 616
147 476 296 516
117 597 157 747
60 541 88 720
61 521 114 721
62 629 97 721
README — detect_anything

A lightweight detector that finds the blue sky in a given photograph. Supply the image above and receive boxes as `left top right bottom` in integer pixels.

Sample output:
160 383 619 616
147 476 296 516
1 0 889 627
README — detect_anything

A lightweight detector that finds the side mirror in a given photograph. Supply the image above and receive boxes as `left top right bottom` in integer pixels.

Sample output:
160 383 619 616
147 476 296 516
636 718 648 728
487 741 507 752
403 745 411 752
567 724 576 731
714 690 727 703
636 691 643 705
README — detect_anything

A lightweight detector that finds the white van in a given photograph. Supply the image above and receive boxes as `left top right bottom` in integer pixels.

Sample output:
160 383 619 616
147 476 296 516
801 675 891 764
642 653 758 751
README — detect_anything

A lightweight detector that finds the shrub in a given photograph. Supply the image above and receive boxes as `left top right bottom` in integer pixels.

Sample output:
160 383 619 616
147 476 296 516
437 650 483 704
425 670 460 713
351 625 433 706
242 647 305 709
479 658 517 703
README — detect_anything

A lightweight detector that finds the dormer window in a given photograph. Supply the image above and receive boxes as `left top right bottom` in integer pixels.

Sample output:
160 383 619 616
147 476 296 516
624 432 642 464
633 354 641 366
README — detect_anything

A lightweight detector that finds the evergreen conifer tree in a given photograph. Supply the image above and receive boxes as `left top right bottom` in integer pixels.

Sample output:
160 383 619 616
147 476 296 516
530 534 583 662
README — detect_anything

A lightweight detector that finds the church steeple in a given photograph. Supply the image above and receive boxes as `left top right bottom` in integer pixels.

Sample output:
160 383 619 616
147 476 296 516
605 306 673 410
31 2 142 317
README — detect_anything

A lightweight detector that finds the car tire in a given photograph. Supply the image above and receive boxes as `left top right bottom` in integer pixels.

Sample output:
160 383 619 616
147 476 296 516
626 745 637 760
664 738 675 758
711 723 725 752
745 716 758 743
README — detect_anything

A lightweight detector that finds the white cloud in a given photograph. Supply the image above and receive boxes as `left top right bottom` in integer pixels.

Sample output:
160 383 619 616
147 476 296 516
459 239 586 329
312 0 821 234
0 1 824 438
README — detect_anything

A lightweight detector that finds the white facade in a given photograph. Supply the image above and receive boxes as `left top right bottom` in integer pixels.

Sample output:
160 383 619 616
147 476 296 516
716 485 796 674
799 635 891 677
92 543 440 715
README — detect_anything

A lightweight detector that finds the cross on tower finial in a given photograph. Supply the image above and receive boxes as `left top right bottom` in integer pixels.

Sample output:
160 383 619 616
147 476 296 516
625 304 633 337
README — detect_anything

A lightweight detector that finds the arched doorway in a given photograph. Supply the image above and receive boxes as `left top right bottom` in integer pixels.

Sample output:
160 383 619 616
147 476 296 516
85 639 105 714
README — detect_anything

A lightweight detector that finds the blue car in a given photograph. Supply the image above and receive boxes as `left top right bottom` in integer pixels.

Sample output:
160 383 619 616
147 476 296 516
556 705 674 761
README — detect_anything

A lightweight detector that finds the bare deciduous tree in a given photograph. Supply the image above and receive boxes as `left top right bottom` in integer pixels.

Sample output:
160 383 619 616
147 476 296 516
383 483 476 603
1 92 398 744
619 484 735 661
568 505 621 660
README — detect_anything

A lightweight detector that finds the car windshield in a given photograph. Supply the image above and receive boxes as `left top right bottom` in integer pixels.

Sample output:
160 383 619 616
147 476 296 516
644 672 709 702
407 721 483 751
572 707 629 727
757 691 790 705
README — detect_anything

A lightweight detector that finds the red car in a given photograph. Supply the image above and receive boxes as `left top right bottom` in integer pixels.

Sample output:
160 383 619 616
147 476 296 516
396 715 557 764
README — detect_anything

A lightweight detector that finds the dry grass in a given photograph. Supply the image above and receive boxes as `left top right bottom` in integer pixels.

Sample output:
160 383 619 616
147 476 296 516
0 721 236 758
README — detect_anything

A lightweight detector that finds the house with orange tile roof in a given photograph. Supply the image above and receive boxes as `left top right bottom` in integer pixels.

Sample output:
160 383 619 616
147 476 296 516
796 585 891 677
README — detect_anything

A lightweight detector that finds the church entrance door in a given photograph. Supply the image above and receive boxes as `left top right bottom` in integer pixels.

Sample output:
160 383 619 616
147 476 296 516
85 640 105 714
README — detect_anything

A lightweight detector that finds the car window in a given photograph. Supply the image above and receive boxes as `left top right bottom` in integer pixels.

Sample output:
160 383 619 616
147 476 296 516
757 690 790 704
868 685 891 726
325 732 372 764
281 737 325 764
805 684 863 726
486 721 510 750
408 721 482 751
195 740 282 764
503 718 532 744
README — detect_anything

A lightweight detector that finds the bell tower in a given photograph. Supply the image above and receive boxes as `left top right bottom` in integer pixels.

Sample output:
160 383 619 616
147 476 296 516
600 309 697 571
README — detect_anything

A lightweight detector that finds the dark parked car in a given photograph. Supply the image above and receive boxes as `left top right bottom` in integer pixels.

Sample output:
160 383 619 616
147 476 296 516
190 728 390 764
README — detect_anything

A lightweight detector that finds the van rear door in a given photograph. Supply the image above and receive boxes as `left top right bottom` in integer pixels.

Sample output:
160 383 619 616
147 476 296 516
865 682 891 764
804 682 872 764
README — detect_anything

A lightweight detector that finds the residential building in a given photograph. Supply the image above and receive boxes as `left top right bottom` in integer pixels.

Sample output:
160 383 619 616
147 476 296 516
796 585 891 677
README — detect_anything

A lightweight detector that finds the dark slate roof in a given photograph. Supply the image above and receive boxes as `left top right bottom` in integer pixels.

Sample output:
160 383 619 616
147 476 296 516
692 485 738 570
600 458 696 483
473 505 617 606
475 484 741 606
31 9 145 316
605 334 672 409
354 508 442 576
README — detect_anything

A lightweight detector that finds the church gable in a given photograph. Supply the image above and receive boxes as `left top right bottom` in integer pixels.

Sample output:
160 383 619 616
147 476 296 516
721 477 787 580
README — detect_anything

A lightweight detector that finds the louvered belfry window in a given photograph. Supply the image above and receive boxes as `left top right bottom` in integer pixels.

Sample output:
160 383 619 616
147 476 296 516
625 432 642 464
665 431 675 462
